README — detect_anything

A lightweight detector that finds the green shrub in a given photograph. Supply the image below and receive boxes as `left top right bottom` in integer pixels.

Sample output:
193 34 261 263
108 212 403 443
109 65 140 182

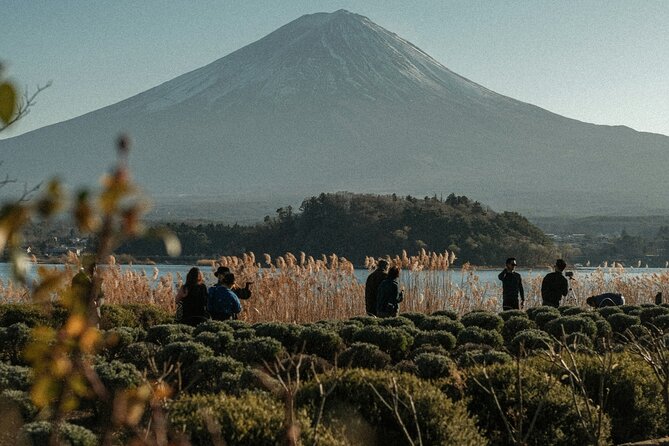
457 349 512 368
156 341 214 373
339 342 391 370
501 316 536 343
193 330 234 355
413 330 456 351
168 391 346 446
400 311 429 326
554 352 665 444
278 354 333 382
559 306 585 316
230 337 285 364
0 389 37 422
417 316 464 336
297 368 486 445
528 306 561 329
526 305 560 320
145 324 195 345
0 304 48 327
185 355 245 394
393 359 419 375
431 309 459 320
297 326 344 360
226 320 252 331
352 325 413 360
414 353 455 380
544 315 597 340
120 303 173 328
411 344 449 359
594 319 613 339
379 316 415 329
652 314 669 332
0 323 31 365
94 359 143 393
193 319 234 335
337 322 361 344
464 362 611 445
620 305 642 316
598 306 623 319
0 362 32 391
508 329 552 355
99 305 137 329
461 311 504 332
101 326 145 360
232 328 256 340
117 342 159 372
498 309 527 321
252 322 304 352
607 313 641 334
639 305 669 326
456 326 503 349
348 316 380 326
19 421 97 446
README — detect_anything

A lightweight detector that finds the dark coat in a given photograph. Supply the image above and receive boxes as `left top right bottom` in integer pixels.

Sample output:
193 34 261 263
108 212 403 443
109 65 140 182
180 283 209 326
541 271 569 307
376 278 403 317
365 269 387 315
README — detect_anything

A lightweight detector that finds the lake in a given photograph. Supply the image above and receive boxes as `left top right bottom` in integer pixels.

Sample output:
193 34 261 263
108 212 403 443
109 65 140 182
1 262 666 288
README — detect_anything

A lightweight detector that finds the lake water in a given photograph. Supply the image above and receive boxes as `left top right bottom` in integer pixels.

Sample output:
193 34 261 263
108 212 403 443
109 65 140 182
1 262 666 288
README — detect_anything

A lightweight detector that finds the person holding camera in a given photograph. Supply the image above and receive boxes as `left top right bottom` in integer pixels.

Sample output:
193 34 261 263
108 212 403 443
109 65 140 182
213 266 252 300
498 258 524 310
541 259 569 308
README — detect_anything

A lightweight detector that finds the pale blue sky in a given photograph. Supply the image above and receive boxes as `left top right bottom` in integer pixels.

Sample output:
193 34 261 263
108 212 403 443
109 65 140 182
1 1 668 138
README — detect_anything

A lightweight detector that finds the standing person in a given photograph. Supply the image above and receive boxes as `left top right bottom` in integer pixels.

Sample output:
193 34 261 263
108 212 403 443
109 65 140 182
175 267 209 326
498 258 524 310
541 259 569 308
214 266 252 300
365 259 388 315
376 266 404 318
208 272 242 320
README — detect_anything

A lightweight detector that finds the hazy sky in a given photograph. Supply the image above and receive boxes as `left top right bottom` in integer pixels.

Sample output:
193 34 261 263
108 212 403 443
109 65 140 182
1 1 668 138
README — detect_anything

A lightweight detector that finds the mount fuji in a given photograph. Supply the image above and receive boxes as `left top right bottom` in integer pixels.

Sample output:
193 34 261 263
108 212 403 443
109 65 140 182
2 10 668 216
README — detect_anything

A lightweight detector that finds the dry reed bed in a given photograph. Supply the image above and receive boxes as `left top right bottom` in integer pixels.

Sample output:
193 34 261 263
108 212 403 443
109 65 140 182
0 250 667 323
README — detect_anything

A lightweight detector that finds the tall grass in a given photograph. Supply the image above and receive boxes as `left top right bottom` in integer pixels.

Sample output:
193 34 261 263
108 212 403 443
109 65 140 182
1 251 668 322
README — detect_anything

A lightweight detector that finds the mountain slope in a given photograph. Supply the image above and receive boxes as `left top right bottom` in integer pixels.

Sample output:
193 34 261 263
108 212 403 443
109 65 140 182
2 9 668 215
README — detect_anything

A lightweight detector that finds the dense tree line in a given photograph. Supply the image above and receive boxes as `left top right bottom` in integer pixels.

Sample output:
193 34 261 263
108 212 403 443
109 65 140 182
118 192 555 266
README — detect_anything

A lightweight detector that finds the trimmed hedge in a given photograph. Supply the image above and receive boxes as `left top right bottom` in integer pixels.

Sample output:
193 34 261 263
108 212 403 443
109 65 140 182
185 355 245 394
508 329 552 355
229 337 285 364
19 421 97 446
168 391 346 446
296 369 487 445
464 362 611 445
338 342 391 370
544 316 597 340
456 326 503 349
461 311 504 332
0 362 32 391
297 326 344 360
501 316 536 343
352 325 413 360
417 316 464 336
252 322 304 352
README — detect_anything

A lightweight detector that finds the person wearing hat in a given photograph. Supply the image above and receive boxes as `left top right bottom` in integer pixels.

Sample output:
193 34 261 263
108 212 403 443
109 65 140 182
365 259 388 316
541 259 569 308
498 257 524 310
207 272 242 320
214 266 252 300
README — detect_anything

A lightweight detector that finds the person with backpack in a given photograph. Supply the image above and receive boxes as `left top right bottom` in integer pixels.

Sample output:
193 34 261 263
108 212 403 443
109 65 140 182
207 272 242 320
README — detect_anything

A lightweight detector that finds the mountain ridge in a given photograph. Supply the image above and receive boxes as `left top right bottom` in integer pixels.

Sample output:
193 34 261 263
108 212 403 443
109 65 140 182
1 9 668 216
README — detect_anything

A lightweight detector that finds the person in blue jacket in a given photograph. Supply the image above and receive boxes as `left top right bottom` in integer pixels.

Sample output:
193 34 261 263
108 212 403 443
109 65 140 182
376 266 404 318
208 272 242 320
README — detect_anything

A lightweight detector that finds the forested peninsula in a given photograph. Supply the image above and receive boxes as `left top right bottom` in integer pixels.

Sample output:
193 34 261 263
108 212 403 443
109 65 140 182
120 193 555 266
